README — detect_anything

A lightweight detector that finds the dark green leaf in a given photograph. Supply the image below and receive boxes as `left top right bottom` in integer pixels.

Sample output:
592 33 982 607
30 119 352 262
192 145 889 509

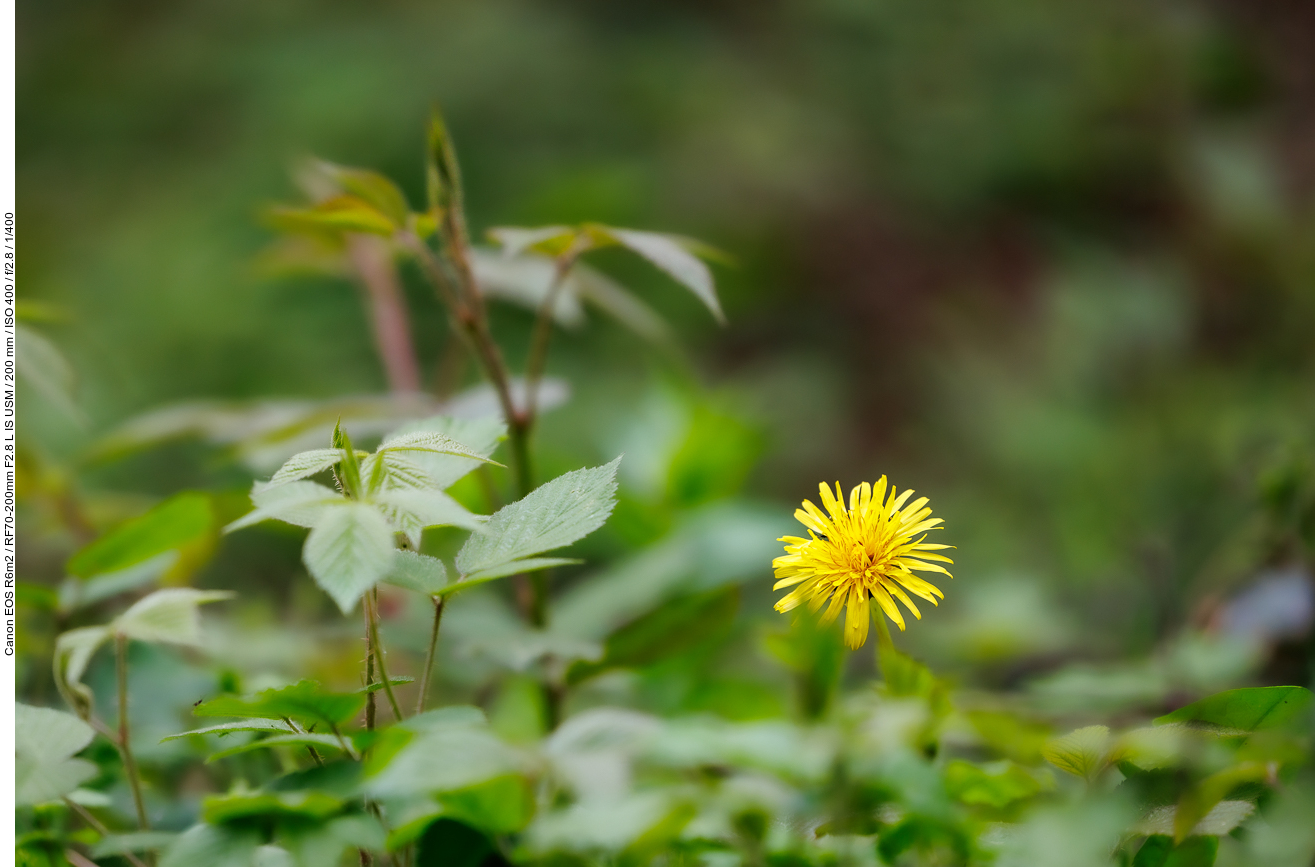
194 680 366 728
1154 686 1313 732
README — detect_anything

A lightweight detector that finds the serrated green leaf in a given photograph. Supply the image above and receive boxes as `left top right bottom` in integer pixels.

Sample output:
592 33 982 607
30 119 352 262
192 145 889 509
161 719 294 742
360 451 436 496
15 703 97 806
589 225 724 323
303 502 396 613
67 492 213 578
456 458 620 576
372 489 484 532
113 589 234 646
268 448 354 488
1043 725 1112 779
378 429 500 465
382 550 450 596
1135 800 1255 838
446 557 581 594
227 480 344 532
384 415 506 490
1172 762 1269 842
1155 686 1313 733
194 680 366 728
206 732 349 763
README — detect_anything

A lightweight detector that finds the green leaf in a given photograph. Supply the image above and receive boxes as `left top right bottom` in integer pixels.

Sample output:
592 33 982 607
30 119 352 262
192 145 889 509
1172 762 1269 843
383 415 506 490
1043 725 1113 780
161 719 295 742
1132 835 1219 867
356 676 414 695
589 226 724 323
879 645 938 698
67 492 214 578
16 324 82 421
382 550 450 596
52 625 111 717
416 818 503 867
15 703 97 806
160 824 261 867
113 589 233 646
314 161 410 227
486 225 579 258
365 724 522 798
378 429 501 464
58 551 177 612
90 832 179 859
372 489 485 533
471 249 587 326
456 458 620 576
445 557 580 594
437 775 535 836
203 790 344 823
944 760 1045 809
566 587 738 685
206 732 349 763
227 480 344 533
1154 686 1313 733
303 502 396 613
1135 801 1255 838
194 680 366 728
268 195 396 237
572 263 674 345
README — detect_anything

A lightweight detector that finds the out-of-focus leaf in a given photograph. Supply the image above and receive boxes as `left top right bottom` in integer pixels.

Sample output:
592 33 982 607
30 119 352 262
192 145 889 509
966 711 1054 765
1132 835 1220 867
312 161 410 227
566 587 738 685
114 589 233 646
1172 762 1269 843
487 225 578 258
572 262 674 345
205 732 348 763
523 792 676 854
202 790 344 823
382 550 450 596
438 774 536 836
879 646 938 698
194 680 366 728
281 814 386 867
250 846 296 867
456 458 619 576
365 720 523 798
877 816 971 865
159 824 261 867
416 818 509 867
67 492 214 578
588 225 724 323
1043 725 1113 780
372 489 484 533
58 551 177 612
1154 686 1313 733
356 676 415 696
302 502 396 613
15 703 97 806
268 195 396 237
90 833 179 859
16 324 82 421
426 110 463 217
1135 800 1255 837
161 719 293 742
471 249 586 327
944 759 1046 809
52 625 111 717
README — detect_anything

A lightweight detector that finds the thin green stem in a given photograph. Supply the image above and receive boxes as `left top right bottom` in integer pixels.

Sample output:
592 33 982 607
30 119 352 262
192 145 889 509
524 251 581 423
62 797 151 867
367 589 404 723
114 635 149 833
415 596 445 715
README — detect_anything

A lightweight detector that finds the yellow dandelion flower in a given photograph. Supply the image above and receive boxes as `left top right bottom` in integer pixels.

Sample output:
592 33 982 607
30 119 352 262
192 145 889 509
772 477 953 649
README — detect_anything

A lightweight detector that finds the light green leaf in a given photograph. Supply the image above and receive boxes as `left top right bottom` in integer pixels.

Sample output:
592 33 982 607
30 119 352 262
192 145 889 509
313 161 409 227
1043 725 1112 780
67 492 213 578
206 732 348 763
1172 762 1270 842
53 625 112 717
1135 800 1255 837
91 832 179 859
447 558 581 594
471 249 586 327
384 415 506 490
58 551 177 612
381 550 450 596
160 824 261 867
16 324 82 421
113 589 234 646
267 448 355 487
944 759 1046 808
251 845 296 867
592 226 724 323
456 458 620 576
227 480 343 533
377 429 500 464
360 451 436 495
203 790 344 823
194 680 366 728
15 703 97 806
268 195 396 237
487 225 578 258
573 263 674 345
356 676 414 695
365 725 523 798
161 719 294 742
1155 686 1313 733
372 489 484 532
303 502 396 613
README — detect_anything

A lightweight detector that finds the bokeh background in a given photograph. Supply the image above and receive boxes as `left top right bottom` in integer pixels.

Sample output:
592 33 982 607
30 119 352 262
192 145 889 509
17 0 1315 721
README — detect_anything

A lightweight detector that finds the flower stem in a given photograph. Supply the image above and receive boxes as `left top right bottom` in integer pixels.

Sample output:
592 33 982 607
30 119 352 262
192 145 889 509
114 635 149 832
415 596 445 715
367 588 403 722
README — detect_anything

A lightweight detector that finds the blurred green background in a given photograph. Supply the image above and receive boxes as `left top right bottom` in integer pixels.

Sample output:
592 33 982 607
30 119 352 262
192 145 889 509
17 0 1315 704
